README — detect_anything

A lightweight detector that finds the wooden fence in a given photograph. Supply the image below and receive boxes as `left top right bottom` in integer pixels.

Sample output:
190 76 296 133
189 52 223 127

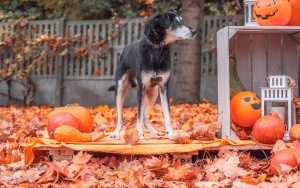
0 15 244 107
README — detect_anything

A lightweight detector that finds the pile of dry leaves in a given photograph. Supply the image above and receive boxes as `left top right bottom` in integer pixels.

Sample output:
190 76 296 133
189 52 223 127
1 103 300 187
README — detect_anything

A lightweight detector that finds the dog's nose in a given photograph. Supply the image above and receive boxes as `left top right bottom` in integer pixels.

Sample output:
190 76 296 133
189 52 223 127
191 29 196 36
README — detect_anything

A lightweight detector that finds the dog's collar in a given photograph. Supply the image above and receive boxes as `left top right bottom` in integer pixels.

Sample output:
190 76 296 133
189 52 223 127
145 37 166 48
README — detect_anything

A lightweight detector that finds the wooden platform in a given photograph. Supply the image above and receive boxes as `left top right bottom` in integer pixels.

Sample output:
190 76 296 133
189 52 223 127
23 132 277 165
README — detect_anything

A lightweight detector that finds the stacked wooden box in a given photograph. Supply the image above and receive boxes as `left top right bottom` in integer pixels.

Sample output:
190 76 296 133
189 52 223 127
217 26 300 138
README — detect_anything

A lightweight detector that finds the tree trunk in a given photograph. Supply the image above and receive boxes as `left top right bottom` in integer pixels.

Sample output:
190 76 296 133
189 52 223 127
174 0 204 104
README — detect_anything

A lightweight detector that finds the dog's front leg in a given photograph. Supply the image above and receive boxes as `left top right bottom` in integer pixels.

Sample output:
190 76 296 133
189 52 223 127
137 87 146 139
159 84 175 137
144 86 165 136
109 93 125 138
110 75 130 138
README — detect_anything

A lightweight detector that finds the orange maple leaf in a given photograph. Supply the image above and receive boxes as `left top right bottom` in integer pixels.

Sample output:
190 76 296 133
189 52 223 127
124 128 140 146
143 156 163 169
169 131 192 144
241 174 266 185
191 122 221 141
72 151 92 165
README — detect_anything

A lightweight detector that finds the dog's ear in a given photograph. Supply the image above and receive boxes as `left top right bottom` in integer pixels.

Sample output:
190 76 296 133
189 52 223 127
167 9 179 16
156 14 170 29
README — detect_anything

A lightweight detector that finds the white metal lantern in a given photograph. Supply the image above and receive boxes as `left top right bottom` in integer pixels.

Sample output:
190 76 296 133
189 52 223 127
244 0 258 26
261 75 296 140
267 75 293 88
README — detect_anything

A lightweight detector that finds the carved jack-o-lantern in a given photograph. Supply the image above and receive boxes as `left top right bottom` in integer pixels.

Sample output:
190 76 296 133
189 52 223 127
230 91 261 128
253 0 292 26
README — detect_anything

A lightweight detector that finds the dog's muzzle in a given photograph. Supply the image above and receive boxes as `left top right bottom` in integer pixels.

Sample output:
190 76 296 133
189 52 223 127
190 29 196 38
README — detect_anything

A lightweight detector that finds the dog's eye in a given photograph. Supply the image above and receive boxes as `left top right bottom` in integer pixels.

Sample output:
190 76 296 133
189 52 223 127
173 19 179 24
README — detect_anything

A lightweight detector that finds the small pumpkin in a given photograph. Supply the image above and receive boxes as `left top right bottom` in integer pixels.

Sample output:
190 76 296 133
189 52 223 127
253 0 292 26
47 112 81 139
54 125 92 142
289 124 300 141
48 105 93 133
252 111 285 144
230 91 261 127
286 0 300 26
270 148 297 175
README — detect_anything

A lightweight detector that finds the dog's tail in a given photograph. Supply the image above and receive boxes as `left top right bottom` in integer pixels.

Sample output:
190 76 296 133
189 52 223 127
108 85 116 91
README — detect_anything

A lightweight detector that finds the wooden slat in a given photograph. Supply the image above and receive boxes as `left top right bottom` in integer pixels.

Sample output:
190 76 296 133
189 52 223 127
251 34 268 95
217 27 231 138
267 34 283 75
282 34 299 86
235 33 252 91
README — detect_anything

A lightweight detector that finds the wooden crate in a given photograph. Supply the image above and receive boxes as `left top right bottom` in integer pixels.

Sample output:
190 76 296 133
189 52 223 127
24 135 276 165
217 26 300 138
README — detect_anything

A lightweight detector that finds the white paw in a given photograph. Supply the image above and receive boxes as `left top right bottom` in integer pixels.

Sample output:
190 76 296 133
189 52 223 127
166 129 175 137
109 132 120 139
139 133 145 140
156 132 165 136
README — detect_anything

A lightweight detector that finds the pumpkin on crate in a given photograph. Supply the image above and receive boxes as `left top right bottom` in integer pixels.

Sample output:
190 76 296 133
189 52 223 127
287 0 300 25
47 105 94 134
252 111 285 144
253 0 292 26
230 91 261 128
289 124 300 141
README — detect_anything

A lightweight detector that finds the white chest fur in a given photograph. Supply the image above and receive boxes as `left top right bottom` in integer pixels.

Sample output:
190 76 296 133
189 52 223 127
141 71 170 88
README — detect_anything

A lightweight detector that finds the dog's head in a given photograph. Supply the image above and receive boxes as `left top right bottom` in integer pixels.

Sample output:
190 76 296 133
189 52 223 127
144 10 196 46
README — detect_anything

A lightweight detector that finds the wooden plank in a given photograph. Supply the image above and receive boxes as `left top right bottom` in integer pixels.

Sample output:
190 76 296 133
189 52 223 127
267 34 283 75
34 139 275 156
251 34 267 95
52 155 73 161
204 16 212 45
49 149 74 156
171 151 198 163
55 19 65 106
217 27 231 138
282 34 299 85
235 33 252 91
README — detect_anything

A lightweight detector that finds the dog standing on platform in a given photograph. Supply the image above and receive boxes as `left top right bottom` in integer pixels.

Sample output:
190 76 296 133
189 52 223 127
108 10 196 139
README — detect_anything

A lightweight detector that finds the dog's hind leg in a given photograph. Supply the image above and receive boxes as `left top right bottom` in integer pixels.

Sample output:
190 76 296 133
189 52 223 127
143 86 165 136
110 73 130 138
159 84 175 137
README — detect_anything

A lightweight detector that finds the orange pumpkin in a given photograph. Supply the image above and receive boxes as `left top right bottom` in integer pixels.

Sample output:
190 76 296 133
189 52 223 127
47 112 81 139
252 111 285 144
289 124 300 141
270 148 297 175
253 0 292 26
230 91 261 127
48 106 94 133
287 0 300 25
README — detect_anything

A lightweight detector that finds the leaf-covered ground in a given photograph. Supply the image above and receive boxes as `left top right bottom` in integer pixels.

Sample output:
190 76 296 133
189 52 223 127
1 103 300 188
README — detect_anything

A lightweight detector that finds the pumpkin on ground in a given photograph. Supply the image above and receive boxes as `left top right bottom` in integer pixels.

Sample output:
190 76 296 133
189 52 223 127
270 148 297 175
253 0 292 26
230 91 261 127
54 125 92 142
47 112 81 139
286 0 300 25
252 111 285 144
48 106 94 133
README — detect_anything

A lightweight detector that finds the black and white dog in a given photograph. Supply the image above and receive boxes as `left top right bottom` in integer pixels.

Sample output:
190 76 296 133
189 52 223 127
109 10 196 139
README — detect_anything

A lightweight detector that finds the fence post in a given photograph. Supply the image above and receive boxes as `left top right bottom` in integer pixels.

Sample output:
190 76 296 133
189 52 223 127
55 19 66 106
